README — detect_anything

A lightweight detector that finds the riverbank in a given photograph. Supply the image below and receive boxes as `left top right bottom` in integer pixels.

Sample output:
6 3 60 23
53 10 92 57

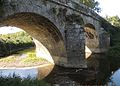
0 31 35 57
0 48 51 68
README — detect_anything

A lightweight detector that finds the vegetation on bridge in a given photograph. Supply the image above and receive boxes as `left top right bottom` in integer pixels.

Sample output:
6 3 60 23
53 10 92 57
79 0 101 12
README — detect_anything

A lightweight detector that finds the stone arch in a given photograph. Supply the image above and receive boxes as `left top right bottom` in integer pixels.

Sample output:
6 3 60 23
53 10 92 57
84 23 99 58
0 12 67 65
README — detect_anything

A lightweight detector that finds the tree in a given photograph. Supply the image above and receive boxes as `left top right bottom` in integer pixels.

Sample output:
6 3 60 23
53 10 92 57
105 15 120 27
105 16 120 71
79 0 101 12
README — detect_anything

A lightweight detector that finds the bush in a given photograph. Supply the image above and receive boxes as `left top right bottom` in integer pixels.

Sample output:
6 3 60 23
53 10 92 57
0 76 51 86
0 31 35 56
107 45 120 70
107 29 120 71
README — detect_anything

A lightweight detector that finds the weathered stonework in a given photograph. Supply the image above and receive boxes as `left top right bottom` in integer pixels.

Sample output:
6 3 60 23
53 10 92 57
0 0 112 68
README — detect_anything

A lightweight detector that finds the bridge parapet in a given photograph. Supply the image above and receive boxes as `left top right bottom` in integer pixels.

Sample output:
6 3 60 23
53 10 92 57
48 0 100 20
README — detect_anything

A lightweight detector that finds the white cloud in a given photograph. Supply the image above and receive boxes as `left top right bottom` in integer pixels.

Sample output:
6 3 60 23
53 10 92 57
0 26 24 34
97 0 120 17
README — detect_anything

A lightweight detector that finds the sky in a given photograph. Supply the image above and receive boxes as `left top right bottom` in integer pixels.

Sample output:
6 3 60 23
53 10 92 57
0 26 24 34
97 0 120 17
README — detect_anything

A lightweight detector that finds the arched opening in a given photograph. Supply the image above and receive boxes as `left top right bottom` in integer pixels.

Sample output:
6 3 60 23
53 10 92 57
0 12 67 79
84 23 99 59
0 26 49 67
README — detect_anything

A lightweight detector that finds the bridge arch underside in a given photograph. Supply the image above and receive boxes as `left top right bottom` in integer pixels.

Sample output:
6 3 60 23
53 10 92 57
0 12 67 65
84 23 99 59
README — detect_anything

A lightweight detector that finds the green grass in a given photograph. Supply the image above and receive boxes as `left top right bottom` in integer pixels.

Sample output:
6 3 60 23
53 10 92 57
21 51 46 63
18 48 47 63
0 56 16 63
17 48 35 54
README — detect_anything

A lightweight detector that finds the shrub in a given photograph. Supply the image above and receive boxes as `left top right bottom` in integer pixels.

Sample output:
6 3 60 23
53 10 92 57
107 45 120 70
0 76 51 86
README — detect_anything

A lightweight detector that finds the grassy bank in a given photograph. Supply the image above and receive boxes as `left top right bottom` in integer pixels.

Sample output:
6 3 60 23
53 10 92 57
0 31 34 57
0 48 49 67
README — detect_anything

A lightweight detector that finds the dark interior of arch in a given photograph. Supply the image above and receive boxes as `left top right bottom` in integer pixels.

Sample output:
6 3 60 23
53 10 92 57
84 23 96 39
84 23 95 30
1 12 67 64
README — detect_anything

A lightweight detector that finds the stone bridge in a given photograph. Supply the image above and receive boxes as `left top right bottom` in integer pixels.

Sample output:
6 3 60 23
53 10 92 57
0 0 113 68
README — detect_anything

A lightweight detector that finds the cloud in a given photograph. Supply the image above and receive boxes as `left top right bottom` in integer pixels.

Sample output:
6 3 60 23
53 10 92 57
0 26 24 34
97 0 120 17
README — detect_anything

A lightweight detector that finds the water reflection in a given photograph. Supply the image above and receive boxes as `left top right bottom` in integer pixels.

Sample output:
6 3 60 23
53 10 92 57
44 66 98 85
0 64 120 85
44 65 120 85
0 64 54 79
0 56 120 86
44 55 117 85
0 68 38 79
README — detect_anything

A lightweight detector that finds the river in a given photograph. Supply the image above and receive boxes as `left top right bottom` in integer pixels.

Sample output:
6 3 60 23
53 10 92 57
0 48 119 85
0 64 120 85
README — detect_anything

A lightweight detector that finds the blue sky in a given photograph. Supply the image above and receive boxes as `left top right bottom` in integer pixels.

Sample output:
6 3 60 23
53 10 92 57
97 0 120 17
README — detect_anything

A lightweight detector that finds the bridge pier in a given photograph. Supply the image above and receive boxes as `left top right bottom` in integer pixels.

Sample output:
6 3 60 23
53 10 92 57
65 17 87 68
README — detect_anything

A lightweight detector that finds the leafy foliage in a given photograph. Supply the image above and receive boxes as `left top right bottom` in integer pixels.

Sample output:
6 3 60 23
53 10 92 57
0 31 33 45
0 31 35 56
104 15 120 71
79 0 101 12
0 76 51 86
105 16 120 28
107 45 120 71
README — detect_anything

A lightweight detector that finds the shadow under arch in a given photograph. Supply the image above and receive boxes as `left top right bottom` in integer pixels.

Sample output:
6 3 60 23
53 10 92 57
0 12 67 66
83 23 112 85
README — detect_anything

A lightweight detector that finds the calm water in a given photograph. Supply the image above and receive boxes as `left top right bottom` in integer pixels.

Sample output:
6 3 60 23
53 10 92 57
0 50 118 85
0 65 120 85
0 68 38 79
0 64 54 79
